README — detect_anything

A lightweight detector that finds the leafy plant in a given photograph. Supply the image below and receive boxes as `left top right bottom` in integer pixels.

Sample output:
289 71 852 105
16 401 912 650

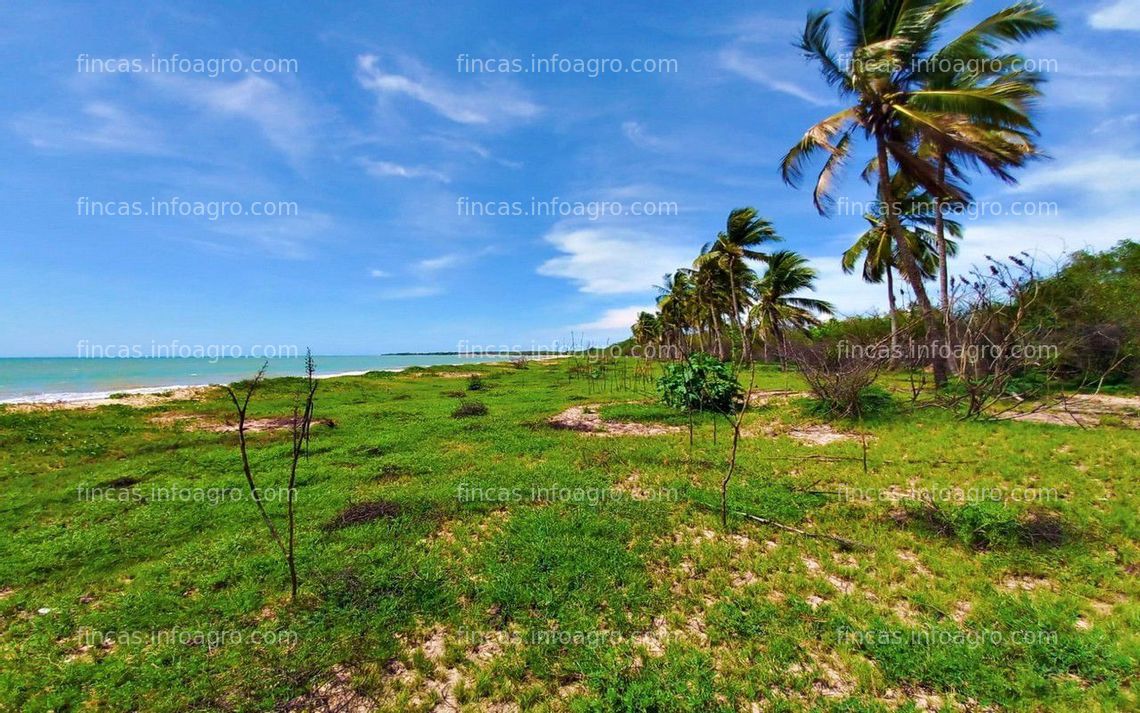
657 352 742 417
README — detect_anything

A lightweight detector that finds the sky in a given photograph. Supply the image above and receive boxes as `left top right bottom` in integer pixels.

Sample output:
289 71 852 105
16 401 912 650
0 0 1137 356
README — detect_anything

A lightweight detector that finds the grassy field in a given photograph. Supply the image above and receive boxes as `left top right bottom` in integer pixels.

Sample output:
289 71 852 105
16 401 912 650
0 359 1136 712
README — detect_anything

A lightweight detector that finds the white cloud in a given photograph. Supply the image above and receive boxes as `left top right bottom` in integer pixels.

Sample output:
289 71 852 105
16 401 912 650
369 269 391 278
418 253 464 271
205 211 335 260
807 254 895 316
954 215 1135 273
622 121 667 150
13 101 166 154
1090 0 1140 30
379 285 443 300
360 158 449 183
424 134 522 168
1012 155 1140 201
356 54 540 126
537 224 694 295
575 305 655 331
718 47 832 106
147 74 315 161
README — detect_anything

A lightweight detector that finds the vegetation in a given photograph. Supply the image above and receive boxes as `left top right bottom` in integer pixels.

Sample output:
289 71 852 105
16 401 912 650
0 360 1136 711
781 0 1058 386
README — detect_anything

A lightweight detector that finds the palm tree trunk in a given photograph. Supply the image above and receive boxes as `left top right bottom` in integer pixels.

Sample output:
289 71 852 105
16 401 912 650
775 323 787 371
934 152 956 377
726 264 749 363
711 312 726 360
887 266 899 369
875 136 948 387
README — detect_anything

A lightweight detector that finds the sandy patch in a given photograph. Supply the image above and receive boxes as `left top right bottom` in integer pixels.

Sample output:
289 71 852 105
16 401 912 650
952 601 973 624
614 470 674 501
150 413 335 433
284 665 377 712
748 389 808 406
893 599 921 625
3 386 215 412
788 650 855 699
1001 574 1054 592
633 613 707 657
897 550 932 577
548 405 682 437
998 393 1140 428
749 422 868 446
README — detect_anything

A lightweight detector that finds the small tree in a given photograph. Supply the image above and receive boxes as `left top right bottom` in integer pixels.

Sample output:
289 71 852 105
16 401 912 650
658 351 743 470
224 351 317 601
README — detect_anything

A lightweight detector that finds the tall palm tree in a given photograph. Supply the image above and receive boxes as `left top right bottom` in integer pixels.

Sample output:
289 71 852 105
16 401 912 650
750 251 835 370
694 208 781 362
656 269 695 357
781 0 1053 386
843 185 958 363
915 3 1058 321
691 251 732 359
632 311 662 352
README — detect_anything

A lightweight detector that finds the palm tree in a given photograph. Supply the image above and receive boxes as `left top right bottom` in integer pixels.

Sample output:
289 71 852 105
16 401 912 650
656 269 695 357
632 311 662 352
750 251 835 370
915 4 1057 321
781 0 1054 386
843 184 958 364
691 252 732 359
694 208 781 362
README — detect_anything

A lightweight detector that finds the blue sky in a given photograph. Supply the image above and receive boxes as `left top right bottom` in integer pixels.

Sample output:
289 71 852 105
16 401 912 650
1 0 1138 356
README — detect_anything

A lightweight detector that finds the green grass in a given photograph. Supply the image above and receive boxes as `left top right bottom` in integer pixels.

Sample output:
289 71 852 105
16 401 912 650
0 360 1136 711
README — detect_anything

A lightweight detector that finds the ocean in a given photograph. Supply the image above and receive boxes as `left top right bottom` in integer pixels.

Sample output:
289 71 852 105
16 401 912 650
0 355 509 403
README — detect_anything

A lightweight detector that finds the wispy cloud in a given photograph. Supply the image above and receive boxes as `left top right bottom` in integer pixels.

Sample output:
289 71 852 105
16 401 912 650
146 74 316 162
621 121 668 150
1089 0 1140 30
369 268 391 278
417 253 464 271
356 53 540 126
13 101 167 155
718 47 831 106
205 211 335 260
1012 154 1140 201
425 134 523 168
360 158 449 182
378 285 444 300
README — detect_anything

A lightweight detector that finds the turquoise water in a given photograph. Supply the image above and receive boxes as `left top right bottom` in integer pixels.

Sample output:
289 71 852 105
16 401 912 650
0 355 504 402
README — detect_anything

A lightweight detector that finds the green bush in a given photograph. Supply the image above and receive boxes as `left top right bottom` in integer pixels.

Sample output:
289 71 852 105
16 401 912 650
657 353 742 416
806 383 896 419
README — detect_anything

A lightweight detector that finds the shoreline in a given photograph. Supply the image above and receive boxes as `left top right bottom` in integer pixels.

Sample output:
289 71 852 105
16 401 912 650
0 356 569 406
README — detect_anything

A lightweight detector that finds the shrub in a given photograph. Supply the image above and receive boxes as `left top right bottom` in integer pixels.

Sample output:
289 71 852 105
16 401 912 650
787 341 885 419
452 400 488 418
902 499 1069 549
806 383 896 419
467 375 485 391
657 353 742 416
